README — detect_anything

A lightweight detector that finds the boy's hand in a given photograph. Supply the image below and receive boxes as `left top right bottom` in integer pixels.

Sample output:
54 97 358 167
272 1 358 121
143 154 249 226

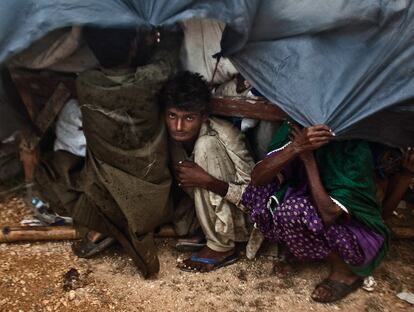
175 160 212 189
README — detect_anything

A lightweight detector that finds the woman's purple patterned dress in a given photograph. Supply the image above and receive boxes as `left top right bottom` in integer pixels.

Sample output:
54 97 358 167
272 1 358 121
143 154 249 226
241 161 384 266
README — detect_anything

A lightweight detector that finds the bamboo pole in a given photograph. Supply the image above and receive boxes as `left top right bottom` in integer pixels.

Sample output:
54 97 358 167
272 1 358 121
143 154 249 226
0 225 80 243
1 224 411 243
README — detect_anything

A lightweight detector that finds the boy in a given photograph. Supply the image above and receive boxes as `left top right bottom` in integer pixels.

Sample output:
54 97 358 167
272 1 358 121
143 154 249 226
159 71 254 272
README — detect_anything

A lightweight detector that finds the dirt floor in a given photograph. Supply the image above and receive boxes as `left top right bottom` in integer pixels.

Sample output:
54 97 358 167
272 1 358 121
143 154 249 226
1 194 414 312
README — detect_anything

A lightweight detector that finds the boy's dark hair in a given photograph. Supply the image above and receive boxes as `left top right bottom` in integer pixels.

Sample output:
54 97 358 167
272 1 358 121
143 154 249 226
158 71 211 113
83 26 154 68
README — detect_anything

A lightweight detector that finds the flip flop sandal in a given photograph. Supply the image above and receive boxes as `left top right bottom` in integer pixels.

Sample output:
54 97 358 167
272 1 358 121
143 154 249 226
312 278 363 303
179 253 239 273
72 236 116 259
175 239 207 252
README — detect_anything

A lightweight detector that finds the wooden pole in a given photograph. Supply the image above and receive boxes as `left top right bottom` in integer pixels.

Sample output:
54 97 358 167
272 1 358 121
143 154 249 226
209 96 287 122
391 226 414 239
0 225 80 243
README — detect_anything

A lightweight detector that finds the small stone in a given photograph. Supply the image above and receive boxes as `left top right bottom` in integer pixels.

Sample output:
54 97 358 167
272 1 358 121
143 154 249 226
53 302 61 310
68 290 76 301
60 299 68 307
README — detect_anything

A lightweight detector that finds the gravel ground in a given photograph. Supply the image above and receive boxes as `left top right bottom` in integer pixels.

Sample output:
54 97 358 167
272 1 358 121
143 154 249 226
1 194 413 312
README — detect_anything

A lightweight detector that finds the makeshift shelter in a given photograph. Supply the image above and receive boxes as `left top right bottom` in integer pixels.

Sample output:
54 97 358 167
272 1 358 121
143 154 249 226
0 1 413 281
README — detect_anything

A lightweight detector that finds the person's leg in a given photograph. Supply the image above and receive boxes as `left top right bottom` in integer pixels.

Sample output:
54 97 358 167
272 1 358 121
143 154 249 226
311 219 386 303
173 192 199 237
310 221 373 302
173 193 205 252
34 150 84 217
264 195 363 301
311 252 362 302
179 135 249 272
71 194 116 258
272 244 302 277
34 150 114 258
169 141 199 237
193 186 236 253
179 189 237 272
194 135 249 249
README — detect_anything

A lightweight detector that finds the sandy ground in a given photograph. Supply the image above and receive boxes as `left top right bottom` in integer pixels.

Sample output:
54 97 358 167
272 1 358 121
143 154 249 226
1 194 414 312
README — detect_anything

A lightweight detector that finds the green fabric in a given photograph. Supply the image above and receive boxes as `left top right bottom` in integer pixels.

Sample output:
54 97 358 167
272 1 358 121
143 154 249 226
269 120 389 276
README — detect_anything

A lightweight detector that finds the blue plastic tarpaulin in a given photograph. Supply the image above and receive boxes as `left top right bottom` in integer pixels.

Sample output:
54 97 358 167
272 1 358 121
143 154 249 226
0 0 413 146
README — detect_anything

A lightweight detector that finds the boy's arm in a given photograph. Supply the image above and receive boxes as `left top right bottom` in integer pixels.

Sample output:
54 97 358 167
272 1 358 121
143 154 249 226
203 119 255 207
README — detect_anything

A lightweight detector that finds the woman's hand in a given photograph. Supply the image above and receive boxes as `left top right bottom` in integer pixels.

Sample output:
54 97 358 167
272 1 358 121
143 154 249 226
289 123 334 158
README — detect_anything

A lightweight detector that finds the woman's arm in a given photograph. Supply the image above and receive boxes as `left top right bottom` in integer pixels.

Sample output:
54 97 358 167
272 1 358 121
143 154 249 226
301 152 343 225
251 143 298 185
251 123 334 186
288 123 339 225
382 148 414 219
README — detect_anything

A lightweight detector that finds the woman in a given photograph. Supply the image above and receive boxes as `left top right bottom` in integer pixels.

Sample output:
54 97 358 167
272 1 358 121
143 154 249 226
242 120 389 303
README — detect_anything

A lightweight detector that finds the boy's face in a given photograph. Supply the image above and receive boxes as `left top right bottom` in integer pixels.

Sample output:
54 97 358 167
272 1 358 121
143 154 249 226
165 107 207 143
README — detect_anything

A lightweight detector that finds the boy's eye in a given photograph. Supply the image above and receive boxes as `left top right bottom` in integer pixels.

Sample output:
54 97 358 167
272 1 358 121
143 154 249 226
186 116 194 121
168 113 176 119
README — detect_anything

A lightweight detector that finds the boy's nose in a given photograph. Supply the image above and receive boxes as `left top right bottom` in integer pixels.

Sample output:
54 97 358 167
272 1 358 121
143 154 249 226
176 118 183 131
